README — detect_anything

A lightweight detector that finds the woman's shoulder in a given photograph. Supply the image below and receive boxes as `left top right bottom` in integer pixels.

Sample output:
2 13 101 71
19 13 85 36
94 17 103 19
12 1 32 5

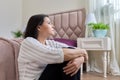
46 39 60 45
22 37 35 42
46 39 69 48
22 37 40 46
46 39 55 45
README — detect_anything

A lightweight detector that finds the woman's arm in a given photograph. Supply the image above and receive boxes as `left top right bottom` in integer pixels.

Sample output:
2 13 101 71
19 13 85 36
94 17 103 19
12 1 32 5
19 38 87 64
51 40 88 61
62 48 87 61
63 48 88 76
63 56 84 76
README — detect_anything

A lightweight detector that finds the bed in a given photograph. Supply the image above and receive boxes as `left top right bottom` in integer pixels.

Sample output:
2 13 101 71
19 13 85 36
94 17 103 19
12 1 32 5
49 8 86 47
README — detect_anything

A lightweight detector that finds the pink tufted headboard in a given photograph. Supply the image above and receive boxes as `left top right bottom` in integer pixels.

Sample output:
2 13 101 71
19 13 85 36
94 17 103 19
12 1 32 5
49 8 86 40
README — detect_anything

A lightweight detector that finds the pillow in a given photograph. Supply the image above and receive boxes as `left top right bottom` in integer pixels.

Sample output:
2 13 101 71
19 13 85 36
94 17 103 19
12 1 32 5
53 38 77 47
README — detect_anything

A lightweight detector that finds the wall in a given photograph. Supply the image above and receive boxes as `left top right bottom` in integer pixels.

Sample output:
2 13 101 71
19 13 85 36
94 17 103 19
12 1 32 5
22 0 86 27
0 0 22 38
0 0 86 38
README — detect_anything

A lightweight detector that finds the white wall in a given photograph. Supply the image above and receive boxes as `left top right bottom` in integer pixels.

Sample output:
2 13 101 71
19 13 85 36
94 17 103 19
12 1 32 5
22 0 86 27
0 0 86 38
0 0 22 38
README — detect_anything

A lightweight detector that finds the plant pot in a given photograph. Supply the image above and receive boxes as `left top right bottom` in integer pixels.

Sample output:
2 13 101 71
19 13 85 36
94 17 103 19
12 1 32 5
93 30 107 38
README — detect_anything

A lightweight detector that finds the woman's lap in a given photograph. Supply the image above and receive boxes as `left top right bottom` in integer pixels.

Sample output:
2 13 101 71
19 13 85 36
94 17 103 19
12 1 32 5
39 62 80 80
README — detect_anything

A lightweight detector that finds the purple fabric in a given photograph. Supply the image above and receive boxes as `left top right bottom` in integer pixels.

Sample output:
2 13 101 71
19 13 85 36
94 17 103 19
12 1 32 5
53 38 77 47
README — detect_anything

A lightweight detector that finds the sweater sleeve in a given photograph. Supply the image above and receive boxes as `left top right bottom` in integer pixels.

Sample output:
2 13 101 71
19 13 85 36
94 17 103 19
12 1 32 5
18 37 64 65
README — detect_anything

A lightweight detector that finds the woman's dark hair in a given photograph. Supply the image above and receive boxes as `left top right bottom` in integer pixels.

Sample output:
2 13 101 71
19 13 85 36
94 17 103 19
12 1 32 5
24 14 49 39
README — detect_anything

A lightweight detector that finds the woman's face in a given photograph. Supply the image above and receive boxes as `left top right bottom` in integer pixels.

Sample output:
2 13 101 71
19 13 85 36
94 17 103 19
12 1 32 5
38 17 55 37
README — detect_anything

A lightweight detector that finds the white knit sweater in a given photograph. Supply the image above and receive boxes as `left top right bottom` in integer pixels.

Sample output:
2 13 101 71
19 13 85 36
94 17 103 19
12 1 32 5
18 37 68 80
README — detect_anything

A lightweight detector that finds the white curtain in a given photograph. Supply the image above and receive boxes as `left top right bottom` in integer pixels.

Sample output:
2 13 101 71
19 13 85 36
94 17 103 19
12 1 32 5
85 0 120 75
111 0 120 74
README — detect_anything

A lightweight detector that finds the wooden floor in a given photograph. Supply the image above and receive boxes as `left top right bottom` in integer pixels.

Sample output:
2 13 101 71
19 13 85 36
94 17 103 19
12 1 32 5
81 72 120 80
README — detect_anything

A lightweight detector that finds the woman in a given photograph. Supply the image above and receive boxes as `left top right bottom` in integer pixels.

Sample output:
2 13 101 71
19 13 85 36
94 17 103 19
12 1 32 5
18 14 88 80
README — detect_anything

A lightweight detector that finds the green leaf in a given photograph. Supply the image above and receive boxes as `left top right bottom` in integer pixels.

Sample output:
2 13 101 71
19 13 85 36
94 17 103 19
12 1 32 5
11 30 23 38
88 22 109 30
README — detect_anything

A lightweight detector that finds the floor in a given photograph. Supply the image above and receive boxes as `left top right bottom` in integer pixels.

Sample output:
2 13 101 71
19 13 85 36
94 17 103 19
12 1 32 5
81 72 120 80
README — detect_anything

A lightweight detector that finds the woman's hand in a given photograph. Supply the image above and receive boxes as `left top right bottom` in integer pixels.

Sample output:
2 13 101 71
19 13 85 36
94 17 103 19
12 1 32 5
63 56 84 76
74 48 88 61
79 48 88 62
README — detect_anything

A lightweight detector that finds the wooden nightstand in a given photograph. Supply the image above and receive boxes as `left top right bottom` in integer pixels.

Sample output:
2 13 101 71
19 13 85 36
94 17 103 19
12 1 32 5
77 37 111 77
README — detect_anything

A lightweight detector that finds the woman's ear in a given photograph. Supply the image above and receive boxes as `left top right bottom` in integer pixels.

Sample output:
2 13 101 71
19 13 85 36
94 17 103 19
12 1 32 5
37 26 41 31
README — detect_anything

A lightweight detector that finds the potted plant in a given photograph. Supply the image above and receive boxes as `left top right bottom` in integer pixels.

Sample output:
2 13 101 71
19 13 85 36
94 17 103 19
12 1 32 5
88 22 109 38
11 30 23 38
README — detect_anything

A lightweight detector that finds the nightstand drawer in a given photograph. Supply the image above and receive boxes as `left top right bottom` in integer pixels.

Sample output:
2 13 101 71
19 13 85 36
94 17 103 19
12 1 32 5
77 37 111 50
